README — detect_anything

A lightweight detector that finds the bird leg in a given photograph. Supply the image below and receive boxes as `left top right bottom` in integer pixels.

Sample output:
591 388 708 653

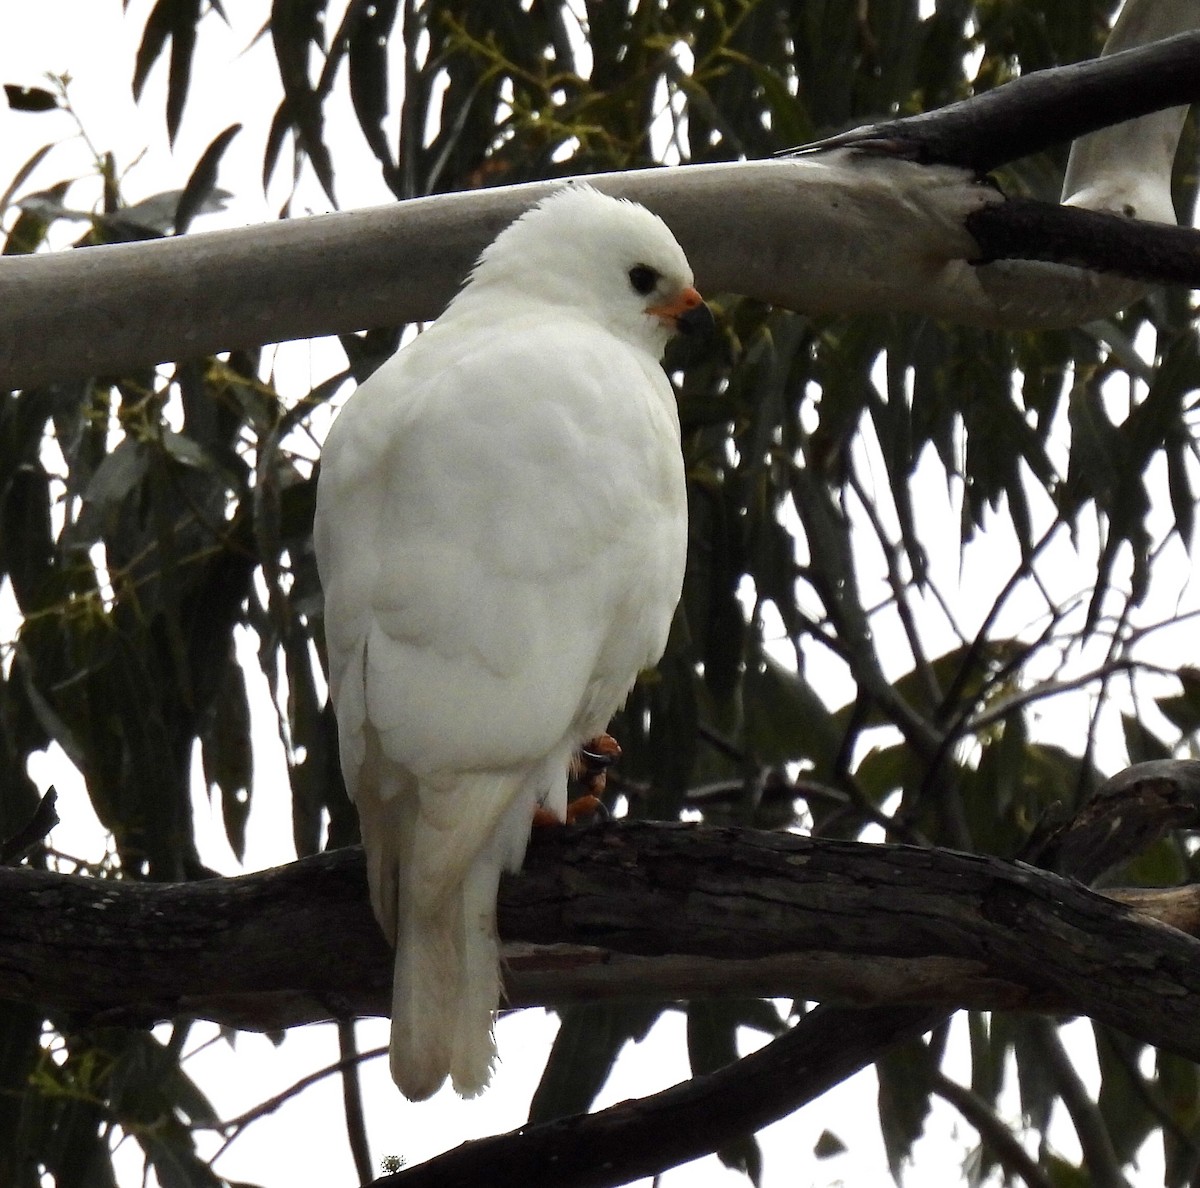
532 734 621 826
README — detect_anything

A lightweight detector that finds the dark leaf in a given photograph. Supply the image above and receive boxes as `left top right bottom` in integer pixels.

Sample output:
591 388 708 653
1157 668 1200 740
3 180 72 255
175 122 242 234
1093 1026 1155 1167
1157 1047 1200 1188
167 0 202 141
0 142 55 216
133 0 175 97
684 999 778 1184
3 84 57 112
968 1011 1006 1108
1042 1154 1092 1188
201 649 253 860
1012 1019 1055 1134
348 0 400 179
716 1133 762 1186
75 439 150 543
744 648 841 773
528 1003 662 1125
262 97 291 192
813 1130 847 1159
270 0 337 205
1121 712 1172 767
0 463 54 613
877 1037 935 1176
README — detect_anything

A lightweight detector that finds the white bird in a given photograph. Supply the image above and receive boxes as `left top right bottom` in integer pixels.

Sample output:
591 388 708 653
313 184 710 1101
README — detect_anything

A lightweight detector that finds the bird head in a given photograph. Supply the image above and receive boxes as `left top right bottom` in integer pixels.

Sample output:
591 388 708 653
467 185 713 356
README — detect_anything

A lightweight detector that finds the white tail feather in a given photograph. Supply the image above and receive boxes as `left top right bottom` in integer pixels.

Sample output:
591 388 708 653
377 765 546 1099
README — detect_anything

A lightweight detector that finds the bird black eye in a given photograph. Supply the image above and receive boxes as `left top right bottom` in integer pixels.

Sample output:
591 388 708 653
628 264 659 296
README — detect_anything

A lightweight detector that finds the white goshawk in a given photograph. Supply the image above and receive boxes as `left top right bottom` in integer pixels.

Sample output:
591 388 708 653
314 185 710 1100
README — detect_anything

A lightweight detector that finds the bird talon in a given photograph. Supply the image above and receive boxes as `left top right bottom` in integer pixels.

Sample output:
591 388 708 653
569 733 622 797
579 733 622 768
566 794 606 823
531 794 607 829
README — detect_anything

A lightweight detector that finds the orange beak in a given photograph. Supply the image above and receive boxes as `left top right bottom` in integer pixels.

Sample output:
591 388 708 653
648 286 714 336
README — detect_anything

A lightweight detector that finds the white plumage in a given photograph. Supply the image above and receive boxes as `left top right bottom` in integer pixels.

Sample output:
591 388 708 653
314 185 707 1100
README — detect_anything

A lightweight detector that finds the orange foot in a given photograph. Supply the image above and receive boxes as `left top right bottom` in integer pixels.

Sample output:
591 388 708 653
532 735 621 827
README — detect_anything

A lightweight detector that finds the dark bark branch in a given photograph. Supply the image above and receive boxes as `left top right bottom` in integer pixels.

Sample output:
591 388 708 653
2 759 1199 1186
376 1002 941 1188
1024 758 1200 882
2 761 1200 1046
929 1070 1053 1188
792 31 1200 174
338 1020 373 1186
0 836 1183 1030
403 758 1200 1188
966 198 1200 286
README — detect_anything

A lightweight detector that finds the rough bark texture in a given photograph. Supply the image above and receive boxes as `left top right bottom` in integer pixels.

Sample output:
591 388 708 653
3 819 1200 1058
372 757 1200 1188
5 760 1200 1188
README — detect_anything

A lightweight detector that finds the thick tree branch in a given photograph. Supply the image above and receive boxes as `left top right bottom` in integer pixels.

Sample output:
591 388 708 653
3 762 1200 1050
377 758 1200 1188
792 30 1200 175
2 760 1198 1186
2 24 1197 390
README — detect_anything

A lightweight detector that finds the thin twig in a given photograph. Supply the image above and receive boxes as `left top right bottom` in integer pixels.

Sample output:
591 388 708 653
964 658 1146 734
845 462 940 711
210 1043 388 1162
1027 1018 1131 1188
338 1020 374 1186
929 1069 1053 1188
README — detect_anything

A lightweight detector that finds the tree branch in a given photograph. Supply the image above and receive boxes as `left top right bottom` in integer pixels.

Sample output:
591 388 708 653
2 761 1200 1047
337 1020 373 1186
376 1002 942 1188
3 26 1198 389
929 1069 1053 1188
2 760 1198 1186
377 758 1200 1188
791 30 1200 175
966 199 1200 286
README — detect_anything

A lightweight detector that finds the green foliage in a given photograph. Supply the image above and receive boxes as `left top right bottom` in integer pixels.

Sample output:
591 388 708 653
527 1002 663 1124
2 0 1198 1185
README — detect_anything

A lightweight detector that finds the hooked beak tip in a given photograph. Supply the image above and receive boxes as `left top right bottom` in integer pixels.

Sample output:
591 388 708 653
675 300 715 337
650 285 714 337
